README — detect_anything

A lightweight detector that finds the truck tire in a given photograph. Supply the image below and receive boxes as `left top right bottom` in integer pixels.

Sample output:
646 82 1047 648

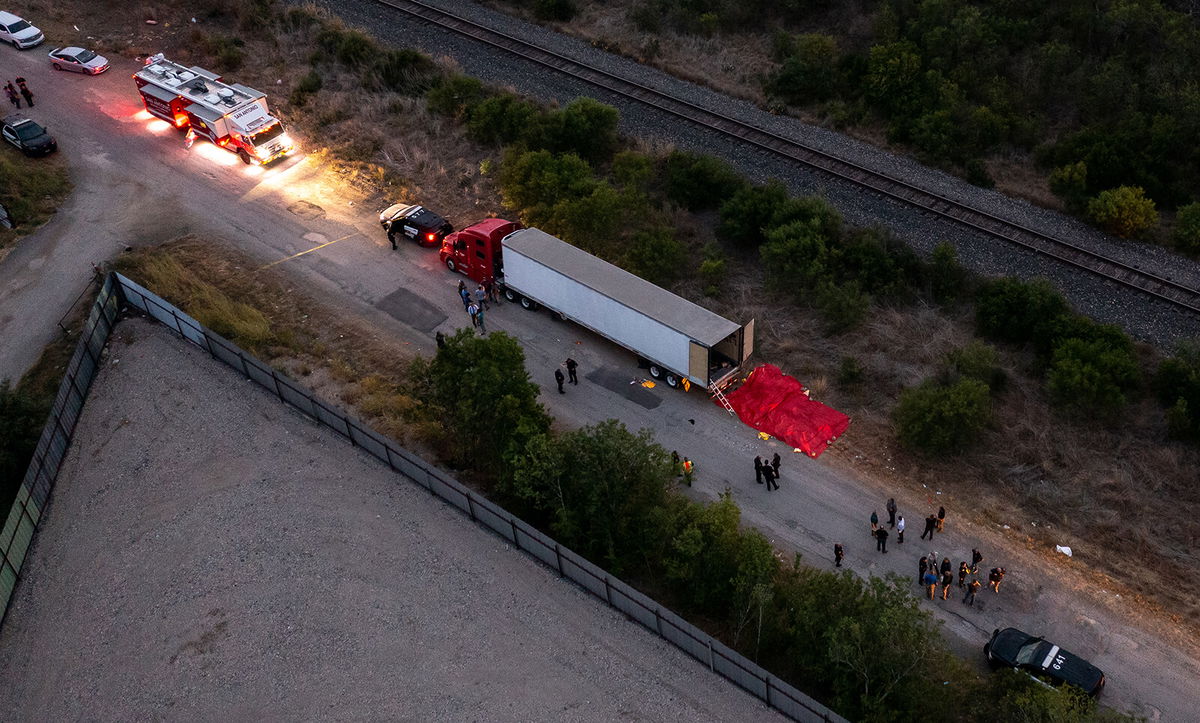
648 364 662 379
665 373 680 388
504 288 517 302
445 258 458 273
238 149 253 165
519 296 538 311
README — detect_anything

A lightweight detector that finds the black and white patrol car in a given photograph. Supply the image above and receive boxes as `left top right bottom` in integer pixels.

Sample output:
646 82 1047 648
985 627 1106 696
378 203 453 247
2 115 57 157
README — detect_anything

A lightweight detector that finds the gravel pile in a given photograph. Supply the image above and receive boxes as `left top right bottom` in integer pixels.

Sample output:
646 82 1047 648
306 0 1198 346
0 320 784 721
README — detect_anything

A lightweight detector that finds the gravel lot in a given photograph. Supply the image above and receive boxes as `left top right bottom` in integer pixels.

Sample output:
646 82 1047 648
313 0 1199 346
0 319 782 721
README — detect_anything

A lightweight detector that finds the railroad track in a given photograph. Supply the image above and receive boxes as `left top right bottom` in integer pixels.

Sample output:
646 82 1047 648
373 0 1200 316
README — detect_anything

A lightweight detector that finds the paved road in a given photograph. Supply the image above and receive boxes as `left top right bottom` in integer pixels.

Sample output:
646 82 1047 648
0 45 1196 720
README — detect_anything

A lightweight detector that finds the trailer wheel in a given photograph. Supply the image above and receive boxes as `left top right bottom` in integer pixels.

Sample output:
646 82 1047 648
648 365 662 379
504 288 517 302
666 374 681 388
237 149 253 165
445 258 458 273
519 296 538 311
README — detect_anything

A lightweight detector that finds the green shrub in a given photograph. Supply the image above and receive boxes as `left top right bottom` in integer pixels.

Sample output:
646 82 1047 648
534 0 577 21
1166 397 1196 441
717 181 790 246
366 48 438 95
1046 337 1141 415
837 356 864 387
965 158 994 188
946 341 1005 391
829 227 923 302
499 149 597 224
536 97 620 163
1087 185 1159 238
282 5 322 31
817 281 872 333
664 151 746 211
623 227 687 285
545 182 625 253
289 69 323 106
425 74 486 119
894 378 992 455
929 241 966 304
766 33 841 104
0 382 46 514
975 277 1070 348
468 94 542 145
699 246 727 296
205 35 245 72
1049 161 1088 210
769 196 842 240
316 26 374 68
1154 341 1200 440
761 219 832 292
611 150 655 191
1173 202 1200 254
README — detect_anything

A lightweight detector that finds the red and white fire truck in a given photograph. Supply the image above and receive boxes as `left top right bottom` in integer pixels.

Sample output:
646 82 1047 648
133 53 295 165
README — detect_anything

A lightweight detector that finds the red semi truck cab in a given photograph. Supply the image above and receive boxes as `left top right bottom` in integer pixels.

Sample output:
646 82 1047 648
438 218 520 284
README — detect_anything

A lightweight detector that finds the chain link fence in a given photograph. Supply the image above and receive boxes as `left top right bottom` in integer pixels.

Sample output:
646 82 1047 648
3 273 843 722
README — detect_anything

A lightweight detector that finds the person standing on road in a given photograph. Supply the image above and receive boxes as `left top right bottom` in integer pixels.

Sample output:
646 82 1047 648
940 557 952 580
475 304 487 334
971 548 983 574
896 515 905 544
474 284 488 311
4 82 19 108
920 513 937 540
771 452 781 477
918 555 929 585
435 331 446 350
874 526 889 554
923 570 939 600
682 457 694 486
941 566 954 600
988 567 1006 593
963 578 981 606
671 450 680 474
566 357 578 385
886 498 897 527
958 561 969 589
15 77 32 107
554 368 565 394
754 456 764 485
763 463 779 491
458 281 471 310
834 543 844 568
484 276 499 304
937 505 946 532
467 301 479 327
870 510 879 535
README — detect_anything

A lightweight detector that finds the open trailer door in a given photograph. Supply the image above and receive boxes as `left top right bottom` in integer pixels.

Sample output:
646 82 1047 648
741 318 755 363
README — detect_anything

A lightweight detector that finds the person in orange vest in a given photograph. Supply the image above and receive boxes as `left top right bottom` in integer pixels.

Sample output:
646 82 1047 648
681 457 694 486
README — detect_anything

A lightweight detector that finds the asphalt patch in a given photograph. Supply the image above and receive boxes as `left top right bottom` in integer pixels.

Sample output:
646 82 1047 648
376 287 448 332
287 200 326 219
585 366 661 409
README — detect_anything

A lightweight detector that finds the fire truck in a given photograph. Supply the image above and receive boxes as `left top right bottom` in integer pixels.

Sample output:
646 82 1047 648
133 53 294 165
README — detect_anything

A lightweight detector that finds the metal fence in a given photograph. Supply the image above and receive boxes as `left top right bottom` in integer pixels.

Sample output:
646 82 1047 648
5 273 844 722
0 274 121 626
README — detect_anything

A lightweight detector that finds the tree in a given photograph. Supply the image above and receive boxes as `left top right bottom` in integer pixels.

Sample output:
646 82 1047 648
467 93 542 145
1087 185 1159 238
893 378 992 454
866 41 925 117
664 151 746 211
0 381 45 513
1046 337 1141 415
1173 202 1200 254
425 74 486 120
760 218 832 292
536 97 620 164
623 227 687 285
767 33 840 104
498 149 596 220
717 181 790 246
975 277 1070 348
546 182 624 253
423 329 550 475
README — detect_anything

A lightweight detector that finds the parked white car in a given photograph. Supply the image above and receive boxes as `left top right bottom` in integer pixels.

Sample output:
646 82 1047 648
48 46 109 74
0 11 43 49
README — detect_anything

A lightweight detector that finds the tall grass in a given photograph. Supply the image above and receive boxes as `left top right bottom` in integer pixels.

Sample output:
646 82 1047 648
0 153 71 252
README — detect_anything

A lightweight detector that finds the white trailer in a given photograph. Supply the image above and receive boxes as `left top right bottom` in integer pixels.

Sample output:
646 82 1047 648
501 228 754 391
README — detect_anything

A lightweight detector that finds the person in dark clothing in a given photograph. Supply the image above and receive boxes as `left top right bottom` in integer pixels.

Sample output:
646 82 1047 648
771 452 781 476
4 82 18 108
565 357 578 384
940 557 952 579
874 526 889 553
971 548 983 573
484 276 499 304
963 579 981 606
924 570 939 600
15 77 32 107
554 368 565 394
870 510 879 535
834 543 844 568
458 281 471 310
886 497 897 527
988 567 1006 593
936 505 946 532
671 450 680 474
920 514 937 540
941 567 955 600
762 464 779 491
958 562 969 589
918 556 929 585
435 331 446 349
754 456 764 485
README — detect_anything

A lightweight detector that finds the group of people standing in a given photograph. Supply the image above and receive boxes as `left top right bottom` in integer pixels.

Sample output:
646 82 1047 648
4 77 33 108
458 280 498 334
753 453 782 491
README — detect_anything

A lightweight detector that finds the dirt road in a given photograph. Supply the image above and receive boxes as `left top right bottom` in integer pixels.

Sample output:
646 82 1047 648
0 46 1196 719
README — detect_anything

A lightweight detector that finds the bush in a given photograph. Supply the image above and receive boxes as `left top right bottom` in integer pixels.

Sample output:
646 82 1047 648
929 241 966 304
817 281 872 333
536 97 620 163
766 33 840 104
894 378 992 455
623 227 687 285
699 246 727 296
761 218 832 292
1154 341 1200 440
664 151 746 211
0 381 46 514
425 74 486 120
546 182 625 253
1087 185 1159 238
468 94 543 145
316 26 374 68
1046 337 1141 415
946 341 1005 391
1173 202 1200 254
770 196 842 240
611 150 655 191
1049 161 1088 210
965 158 994 188
289 69 323 107
534 0 577 21
829 227 923 302
837 356 864 387
717 181 790 246
366 48 438 95
975 277 1070 348
499 149 598 225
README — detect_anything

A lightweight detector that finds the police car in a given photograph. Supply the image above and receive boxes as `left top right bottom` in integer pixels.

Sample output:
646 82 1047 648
985 627 1105 696
379 203 453 247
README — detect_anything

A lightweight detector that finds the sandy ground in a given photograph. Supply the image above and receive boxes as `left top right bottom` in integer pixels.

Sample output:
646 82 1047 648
0 319 783 721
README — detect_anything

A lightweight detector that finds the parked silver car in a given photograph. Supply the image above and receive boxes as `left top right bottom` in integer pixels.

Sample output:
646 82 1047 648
48 46 110 74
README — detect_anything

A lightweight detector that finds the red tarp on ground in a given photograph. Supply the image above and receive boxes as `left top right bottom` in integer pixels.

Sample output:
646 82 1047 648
722 364 850 458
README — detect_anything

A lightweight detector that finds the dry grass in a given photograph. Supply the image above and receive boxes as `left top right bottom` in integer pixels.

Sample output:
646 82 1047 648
0 152 71 262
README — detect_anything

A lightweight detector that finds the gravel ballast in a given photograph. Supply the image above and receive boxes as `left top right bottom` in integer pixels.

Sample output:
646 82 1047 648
0 319 784 721
306 0 1199 346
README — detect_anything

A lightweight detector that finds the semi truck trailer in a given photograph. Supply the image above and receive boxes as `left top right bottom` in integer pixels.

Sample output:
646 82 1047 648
441 222 753 392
